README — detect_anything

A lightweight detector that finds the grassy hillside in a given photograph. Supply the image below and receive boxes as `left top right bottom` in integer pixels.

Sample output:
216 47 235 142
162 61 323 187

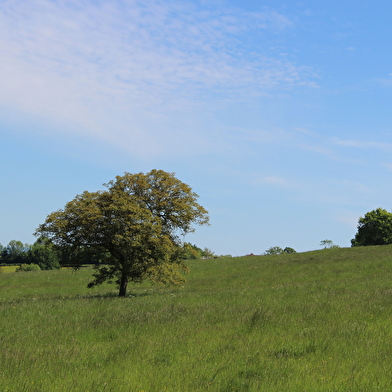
1 245 392 391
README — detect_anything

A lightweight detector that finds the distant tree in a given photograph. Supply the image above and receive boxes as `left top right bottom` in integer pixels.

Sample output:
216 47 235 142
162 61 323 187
351 208 392 246
2 240 31 264
264 246 296 255
36 170 209 297
201 247 215 259
283 247 296 254
1 248 9 263
320 239 340 249
180 243 216 260
264 246 284 255
182 243 203 260
28 238 60 270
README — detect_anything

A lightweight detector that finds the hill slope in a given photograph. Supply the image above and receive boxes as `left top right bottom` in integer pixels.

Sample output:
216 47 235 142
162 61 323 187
1 245 392 391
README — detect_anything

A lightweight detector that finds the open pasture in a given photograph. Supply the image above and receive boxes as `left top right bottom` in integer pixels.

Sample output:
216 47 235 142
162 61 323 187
1 246 392 391
0 265 18 273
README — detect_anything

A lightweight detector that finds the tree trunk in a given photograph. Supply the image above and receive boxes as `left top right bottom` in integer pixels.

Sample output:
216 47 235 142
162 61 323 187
119 273 128 297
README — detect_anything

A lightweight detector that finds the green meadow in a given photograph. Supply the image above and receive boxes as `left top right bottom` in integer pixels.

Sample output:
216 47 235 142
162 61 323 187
2 246 392 391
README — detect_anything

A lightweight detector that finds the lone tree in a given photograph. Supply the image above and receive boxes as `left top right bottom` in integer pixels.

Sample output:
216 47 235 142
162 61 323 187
320 239 339 249
351 208 392 247
36 170 209 296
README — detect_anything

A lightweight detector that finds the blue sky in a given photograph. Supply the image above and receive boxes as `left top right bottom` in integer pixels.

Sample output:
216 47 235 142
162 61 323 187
1 0 392 255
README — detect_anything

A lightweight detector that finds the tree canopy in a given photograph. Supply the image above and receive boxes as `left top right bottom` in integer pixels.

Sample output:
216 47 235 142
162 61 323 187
36 170 209 296
351 208 392 247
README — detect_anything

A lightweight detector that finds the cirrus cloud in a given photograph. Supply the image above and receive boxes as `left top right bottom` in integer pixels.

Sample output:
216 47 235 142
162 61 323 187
0 0 317 157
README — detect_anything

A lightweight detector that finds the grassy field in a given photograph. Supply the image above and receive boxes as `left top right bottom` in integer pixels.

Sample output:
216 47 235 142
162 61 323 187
1 246 392 391
0 265 18 273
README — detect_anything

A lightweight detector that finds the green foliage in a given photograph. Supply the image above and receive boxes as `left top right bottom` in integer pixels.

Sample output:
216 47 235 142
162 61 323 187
16 263 41 272
264 246 296 255
1 240 31 264
201 247 215 258
28 245 60 270
7 240 31 258
181 243 203 259
181 243 216 260
3 246 392 391
320 239 340 249
264 246 284 255
36 170 209 296
26 237 61 270
351 208 392 246
0 238 60 269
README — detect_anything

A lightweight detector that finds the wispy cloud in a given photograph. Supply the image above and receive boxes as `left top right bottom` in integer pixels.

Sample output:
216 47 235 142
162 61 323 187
332 137 392 152
374 73 392 87
252 171 374 208
0 0 317 156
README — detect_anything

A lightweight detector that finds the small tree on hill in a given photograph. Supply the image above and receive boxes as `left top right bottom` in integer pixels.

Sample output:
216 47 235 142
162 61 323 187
351 208 392 246
201 247 215 259
36 170 209 297
320 239 340 249
264 246 284 255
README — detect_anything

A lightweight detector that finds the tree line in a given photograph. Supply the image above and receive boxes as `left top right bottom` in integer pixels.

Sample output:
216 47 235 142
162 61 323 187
0 238 60 270
0 239 214 269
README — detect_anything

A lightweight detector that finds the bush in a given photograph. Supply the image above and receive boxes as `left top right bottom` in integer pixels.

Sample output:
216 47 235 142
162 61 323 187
16 263 41 272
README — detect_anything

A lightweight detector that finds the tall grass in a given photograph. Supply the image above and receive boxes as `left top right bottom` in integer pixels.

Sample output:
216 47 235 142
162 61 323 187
2 246 392 391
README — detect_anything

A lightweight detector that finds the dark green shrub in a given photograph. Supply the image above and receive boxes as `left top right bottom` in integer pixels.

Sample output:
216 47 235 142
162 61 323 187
28 246 60 270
